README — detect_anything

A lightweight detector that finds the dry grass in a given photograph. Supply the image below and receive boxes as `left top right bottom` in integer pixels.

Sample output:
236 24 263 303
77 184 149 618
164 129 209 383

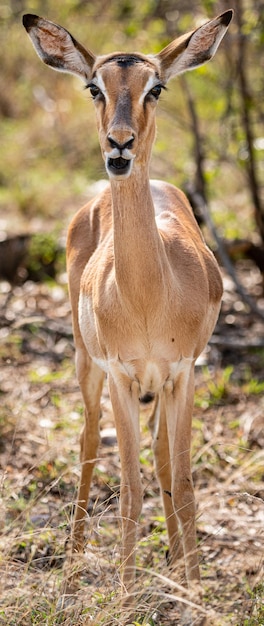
0 271 263 625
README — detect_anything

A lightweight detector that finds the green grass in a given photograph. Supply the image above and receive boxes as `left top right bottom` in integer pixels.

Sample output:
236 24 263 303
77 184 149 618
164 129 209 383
195 364 234 408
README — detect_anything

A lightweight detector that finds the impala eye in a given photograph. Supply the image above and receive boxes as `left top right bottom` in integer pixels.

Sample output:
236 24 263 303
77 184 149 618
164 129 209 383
88 84 102 99
149 85 162 99
146 83 166 102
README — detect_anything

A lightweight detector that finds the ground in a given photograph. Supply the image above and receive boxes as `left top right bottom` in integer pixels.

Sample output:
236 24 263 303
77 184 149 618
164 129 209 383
0 262 263 625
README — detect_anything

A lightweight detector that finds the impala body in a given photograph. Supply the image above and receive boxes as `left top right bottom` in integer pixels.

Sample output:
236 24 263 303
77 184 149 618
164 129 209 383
23 9 232 615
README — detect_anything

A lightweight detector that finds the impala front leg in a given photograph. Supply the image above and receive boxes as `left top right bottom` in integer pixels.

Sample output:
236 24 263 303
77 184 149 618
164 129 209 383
165 363 200 585
108 372 142 604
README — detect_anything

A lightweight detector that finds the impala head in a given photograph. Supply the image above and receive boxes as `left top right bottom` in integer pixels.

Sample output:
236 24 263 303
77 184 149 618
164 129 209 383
23 10 233 180
87 52 164 178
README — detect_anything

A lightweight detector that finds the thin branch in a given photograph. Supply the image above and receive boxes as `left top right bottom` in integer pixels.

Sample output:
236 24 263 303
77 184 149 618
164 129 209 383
192 188 264 320
181 76 264 321
236 0 264 242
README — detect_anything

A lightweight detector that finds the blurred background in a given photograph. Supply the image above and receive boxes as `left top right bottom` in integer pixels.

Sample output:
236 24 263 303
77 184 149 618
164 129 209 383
0 3 264 625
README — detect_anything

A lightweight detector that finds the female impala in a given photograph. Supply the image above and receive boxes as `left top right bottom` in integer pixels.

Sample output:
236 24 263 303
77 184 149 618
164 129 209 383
23 9 232 611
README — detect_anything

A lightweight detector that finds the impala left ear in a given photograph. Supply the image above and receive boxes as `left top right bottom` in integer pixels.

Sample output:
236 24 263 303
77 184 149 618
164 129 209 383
156 9 233 83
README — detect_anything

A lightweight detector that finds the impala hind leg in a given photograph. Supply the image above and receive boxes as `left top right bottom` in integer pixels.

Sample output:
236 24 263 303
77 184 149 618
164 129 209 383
165 364 200 585
149 394 184 566
64 344 104 591
108 373 142 607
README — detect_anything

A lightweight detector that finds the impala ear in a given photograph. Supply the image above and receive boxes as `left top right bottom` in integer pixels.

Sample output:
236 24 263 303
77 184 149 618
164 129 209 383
156 10 233 83
22 14 96 82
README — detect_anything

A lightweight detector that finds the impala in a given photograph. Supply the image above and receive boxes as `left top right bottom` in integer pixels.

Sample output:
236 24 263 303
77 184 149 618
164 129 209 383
23 9 232 615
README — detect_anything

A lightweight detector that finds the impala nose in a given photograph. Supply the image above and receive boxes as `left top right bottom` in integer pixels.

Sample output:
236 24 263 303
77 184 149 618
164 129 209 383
107 133 135 152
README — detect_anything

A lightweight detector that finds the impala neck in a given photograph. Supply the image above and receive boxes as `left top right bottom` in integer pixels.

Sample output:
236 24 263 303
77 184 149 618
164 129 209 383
110 167 164 306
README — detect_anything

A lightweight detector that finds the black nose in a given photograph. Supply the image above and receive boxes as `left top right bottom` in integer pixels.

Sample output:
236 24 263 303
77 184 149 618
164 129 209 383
107 134 135 151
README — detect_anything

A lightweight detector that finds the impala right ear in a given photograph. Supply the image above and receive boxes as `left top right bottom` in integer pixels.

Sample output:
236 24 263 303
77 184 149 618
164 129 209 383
156 9 233 83
23 14 96 82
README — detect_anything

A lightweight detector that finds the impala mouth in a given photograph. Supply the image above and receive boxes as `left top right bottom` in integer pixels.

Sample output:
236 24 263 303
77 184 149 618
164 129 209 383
107 156 132 177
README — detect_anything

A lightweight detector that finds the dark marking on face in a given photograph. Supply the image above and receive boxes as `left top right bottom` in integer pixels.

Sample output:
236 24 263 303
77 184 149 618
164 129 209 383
103 54 146 68
112 89 133 127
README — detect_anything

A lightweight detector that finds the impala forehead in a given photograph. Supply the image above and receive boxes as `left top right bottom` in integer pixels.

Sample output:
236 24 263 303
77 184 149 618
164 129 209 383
93 57 161 100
